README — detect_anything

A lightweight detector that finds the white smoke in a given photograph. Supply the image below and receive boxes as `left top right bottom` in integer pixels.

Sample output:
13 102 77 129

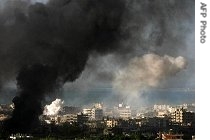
113 53 187 95
43 99 64 116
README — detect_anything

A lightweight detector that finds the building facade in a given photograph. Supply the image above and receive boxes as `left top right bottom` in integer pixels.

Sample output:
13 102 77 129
171 108 195 126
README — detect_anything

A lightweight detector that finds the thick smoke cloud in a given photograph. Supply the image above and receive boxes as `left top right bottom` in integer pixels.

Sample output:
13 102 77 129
68 0 194 91
0 0 127 85
1 0 127 133
4 64 59 133
0 0 194 133
113 54 187 95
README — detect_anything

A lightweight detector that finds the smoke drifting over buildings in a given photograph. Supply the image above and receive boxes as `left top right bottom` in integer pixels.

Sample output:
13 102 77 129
1 0 127 133
0 0 194 133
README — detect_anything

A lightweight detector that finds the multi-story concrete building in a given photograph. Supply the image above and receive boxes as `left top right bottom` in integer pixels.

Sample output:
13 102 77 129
105 119 118 128
92 103 103 120
171 108 195 126
77 113 89 124
171 108 184 125
82 103 104 120
92 108 103 120
60 114 77 124
83 108 92 119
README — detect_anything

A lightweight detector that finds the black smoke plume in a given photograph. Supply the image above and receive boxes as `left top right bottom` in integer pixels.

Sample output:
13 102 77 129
4 64 58 133
0 0 194 133
1 0 127 133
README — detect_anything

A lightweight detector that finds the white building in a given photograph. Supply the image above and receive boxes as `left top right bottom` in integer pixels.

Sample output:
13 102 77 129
82 108 92 119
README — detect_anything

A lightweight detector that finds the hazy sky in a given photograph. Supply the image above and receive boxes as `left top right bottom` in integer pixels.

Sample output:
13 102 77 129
63 0 195 106
0 0 195 107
